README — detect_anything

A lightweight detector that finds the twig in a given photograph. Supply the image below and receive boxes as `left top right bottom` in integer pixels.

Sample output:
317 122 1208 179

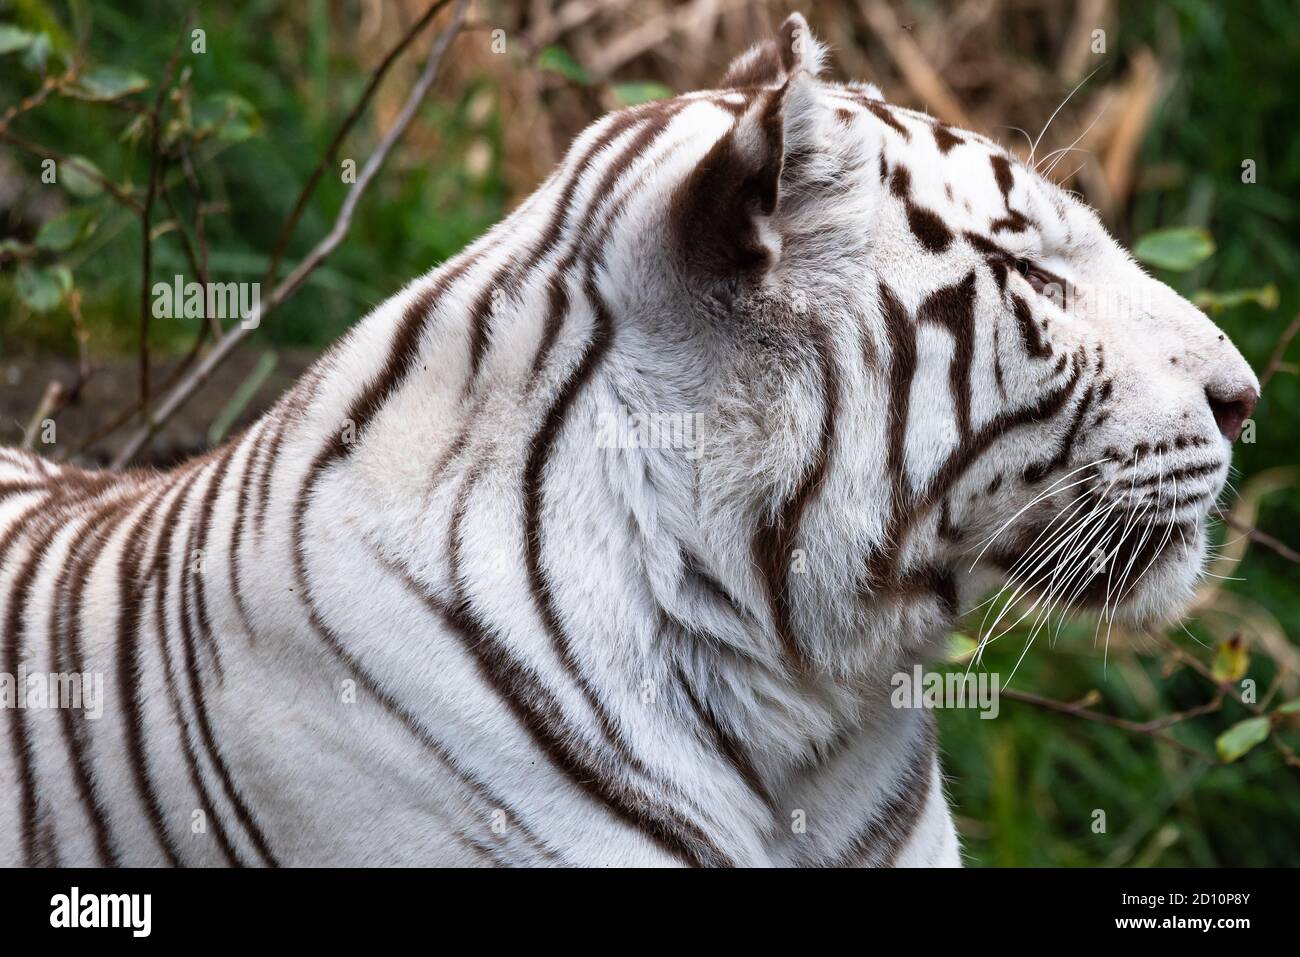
161 184 207 285
1001 687 1220 761
0 129 142 212
181 151 221 342
1216 511 1300 564
260 0 455 296
138 9 195 428
66 317 213 459
19 291 94 451
110 0 469 469
1261 313 1300 390
21 382 64 450
67 288 93 398
0 65 78 133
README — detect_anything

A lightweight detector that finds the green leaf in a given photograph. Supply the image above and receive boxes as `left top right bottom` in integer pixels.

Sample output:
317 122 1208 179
537 45 590 85
1215 716 1270 763
1210 636 1249 683
0 24 36 55
59 155 104 198
76 65 149 100
1133 227 1215 271
21 31 51 71
194 93 262 143
14 263 68 312
34 208 95 252
0 238 33 257
945 633 978 664
610 82 674 106
1275 699 1300 716
1191 284 1279 314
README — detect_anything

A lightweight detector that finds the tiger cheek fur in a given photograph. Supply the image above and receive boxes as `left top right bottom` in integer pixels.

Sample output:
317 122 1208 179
0 13 1255 867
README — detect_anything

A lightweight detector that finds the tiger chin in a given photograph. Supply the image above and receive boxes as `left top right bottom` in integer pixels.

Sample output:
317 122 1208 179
0 14 1257 867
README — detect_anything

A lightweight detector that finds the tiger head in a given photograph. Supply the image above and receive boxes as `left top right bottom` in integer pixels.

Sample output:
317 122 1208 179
582 14 1257 668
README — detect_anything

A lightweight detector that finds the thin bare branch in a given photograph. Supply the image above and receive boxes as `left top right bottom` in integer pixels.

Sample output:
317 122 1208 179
261 0 456 296
1216 511 1300 564
138 8 196 427
1261 312 1300 390
0 65 78 133
0 129 143 212
1001 687 1220 761
21 382 64 450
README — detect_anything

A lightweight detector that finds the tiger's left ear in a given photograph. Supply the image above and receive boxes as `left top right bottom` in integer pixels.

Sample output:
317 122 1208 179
674 14 829 277
720 13 827 88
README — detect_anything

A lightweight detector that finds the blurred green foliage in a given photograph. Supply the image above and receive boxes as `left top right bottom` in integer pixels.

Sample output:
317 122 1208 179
1 0 508 354
1 0 1297 865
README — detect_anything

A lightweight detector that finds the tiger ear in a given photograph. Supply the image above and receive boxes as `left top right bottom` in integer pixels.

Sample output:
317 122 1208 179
675 14 827 277
720 13 826 88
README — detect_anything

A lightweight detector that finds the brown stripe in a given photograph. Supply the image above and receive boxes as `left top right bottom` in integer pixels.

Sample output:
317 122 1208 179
674 661 778 816
125 468 211 863
824 720 935 867
429 114 673 492
917 271 977 442
464 252 517 391
909 354 1084 536
430 475 730 866
4 512 67 864
172 458 279 866
750 324 838 670
54 495 133 866
116 478 185 865
289 452 557 864
228 422 267 641
530 272 570 380
520 109 648 276
517 110 690 763
1022 381 1096 483
520 268 641 768
864 281 917 587
866 289 1083 592
185 439 241 678
1012 293 1052 359
329 252 486 466
251 368 322 541
992 323 1008 401
865 100 912 140
681 547 751 621
0 480 45 503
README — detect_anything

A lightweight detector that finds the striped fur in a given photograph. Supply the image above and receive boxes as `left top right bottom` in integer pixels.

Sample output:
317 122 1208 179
0 15 1256 867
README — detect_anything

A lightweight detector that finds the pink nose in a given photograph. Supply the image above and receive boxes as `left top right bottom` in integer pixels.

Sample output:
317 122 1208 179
1205 385 1258 442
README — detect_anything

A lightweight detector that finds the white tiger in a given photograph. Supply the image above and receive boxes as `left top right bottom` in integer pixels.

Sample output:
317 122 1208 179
0 14 1258 867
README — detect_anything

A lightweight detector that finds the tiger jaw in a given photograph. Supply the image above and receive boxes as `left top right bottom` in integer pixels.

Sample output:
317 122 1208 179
985 470 1219 625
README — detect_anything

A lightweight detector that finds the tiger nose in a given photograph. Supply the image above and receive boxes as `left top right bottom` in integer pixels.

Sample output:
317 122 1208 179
1205 385 1257 442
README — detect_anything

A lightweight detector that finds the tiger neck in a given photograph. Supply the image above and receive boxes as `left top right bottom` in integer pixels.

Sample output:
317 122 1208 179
264 205 962 813
569 332 963 780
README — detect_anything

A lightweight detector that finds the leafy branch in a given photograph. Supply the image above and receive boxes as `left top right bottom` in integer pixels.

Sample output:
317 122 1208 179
0 1 468 463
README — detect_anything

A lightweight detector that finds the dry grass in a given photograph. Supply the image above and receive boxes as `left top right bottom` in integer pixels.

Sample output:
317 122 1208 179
357 0 1153 223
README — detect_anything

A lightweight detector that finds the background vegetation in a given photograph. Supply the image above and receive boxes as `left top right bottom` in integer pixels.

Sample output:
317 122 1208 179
1 0 1296 865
